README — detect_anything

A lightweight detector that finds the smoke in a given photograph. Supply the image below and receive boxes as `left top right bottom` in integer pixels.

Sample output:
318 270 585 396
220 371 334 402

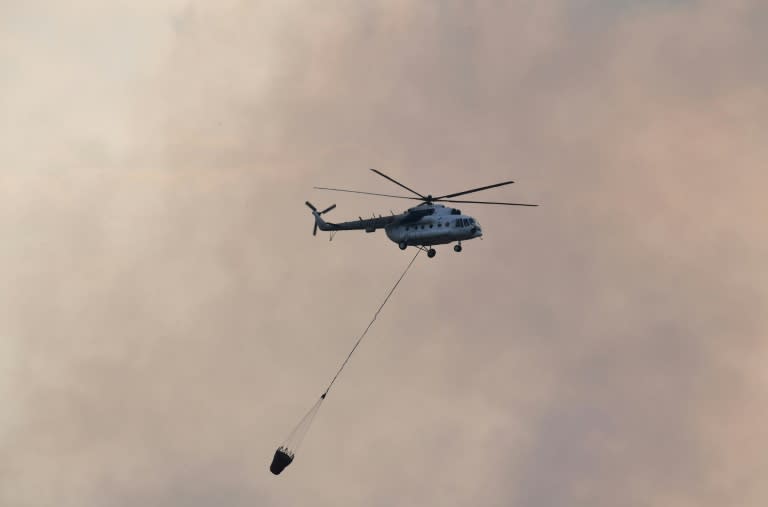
2 1 767 506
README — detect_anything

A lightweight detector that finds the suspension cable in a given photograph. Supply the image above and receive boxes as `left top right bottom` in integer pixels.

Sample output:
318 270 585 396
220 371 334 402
322 249 421 398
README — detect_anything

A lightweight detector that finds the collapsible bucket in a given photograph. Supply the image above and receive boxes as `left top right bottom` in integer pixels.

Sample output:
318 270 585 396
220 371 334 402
270 448 294 475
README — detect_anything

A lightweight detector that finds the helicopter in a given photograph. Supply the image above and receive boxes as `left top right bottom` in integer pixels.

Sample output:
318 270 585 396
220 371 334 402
306 169 537 258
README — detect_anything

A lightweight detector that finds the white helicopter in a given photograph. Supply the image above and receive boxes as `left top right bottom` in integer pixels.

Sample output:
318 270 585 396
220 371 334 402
306 169 537 258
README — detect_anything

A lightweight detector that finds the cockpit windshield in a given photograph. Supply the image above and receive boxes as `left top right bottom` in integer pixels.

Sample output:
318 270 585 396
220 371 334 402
455 218 477 227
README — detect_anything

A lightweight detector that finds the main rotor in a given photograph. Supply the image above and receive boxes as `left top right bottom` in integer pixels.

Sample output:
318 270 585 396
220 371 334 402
315 168 538 207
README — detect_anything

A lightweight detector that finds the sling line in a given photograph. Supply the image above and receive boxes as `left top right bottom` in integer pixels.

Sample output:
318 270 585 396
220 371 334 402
322 248 421 398
273 249 421 473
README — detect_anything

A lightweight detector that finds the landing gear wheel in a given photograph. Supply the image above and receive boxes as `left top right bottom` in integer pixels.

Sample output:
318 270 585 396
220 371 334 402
454 244 462 253
399 241 407 250
427 248 436 258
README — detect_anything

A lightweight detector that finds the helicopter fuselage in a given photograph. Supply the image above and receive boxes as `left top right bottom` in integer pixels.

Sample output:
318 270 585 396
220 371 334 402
310 202 482 256
384 204 482 247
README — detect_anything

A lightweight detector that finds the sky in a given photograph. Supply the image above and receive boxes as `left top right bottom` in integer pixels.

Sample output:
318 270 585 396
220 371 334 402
2 1 767 505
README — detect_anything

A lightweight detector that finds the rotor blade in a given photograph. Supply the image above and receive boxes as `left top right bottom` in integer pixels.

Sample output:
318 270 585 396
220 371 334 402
438 198 538 206
369 168 426 199
305 201 317 212
314 187 422 201
320 204 337 214
313 222 318 236
433 181 515 200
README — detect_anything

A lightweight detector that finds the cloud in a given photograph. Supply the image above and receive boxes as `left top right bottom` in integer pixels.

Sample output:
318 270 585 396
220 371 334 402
2 1 767 506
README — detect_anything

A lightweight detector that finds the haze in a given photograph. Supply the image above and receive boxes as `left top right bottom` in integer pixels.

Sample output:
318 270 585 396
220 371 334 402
2 1 767 506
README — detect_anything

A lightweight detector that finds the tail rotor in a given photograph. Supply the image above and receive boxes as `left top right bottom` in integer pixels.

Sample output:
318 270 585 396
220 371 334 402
306 201 336 236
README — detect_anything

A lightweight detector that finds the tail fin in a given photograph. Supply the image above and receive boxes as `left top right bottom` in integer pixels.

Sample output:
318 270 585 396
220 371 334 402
305 202 336 236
